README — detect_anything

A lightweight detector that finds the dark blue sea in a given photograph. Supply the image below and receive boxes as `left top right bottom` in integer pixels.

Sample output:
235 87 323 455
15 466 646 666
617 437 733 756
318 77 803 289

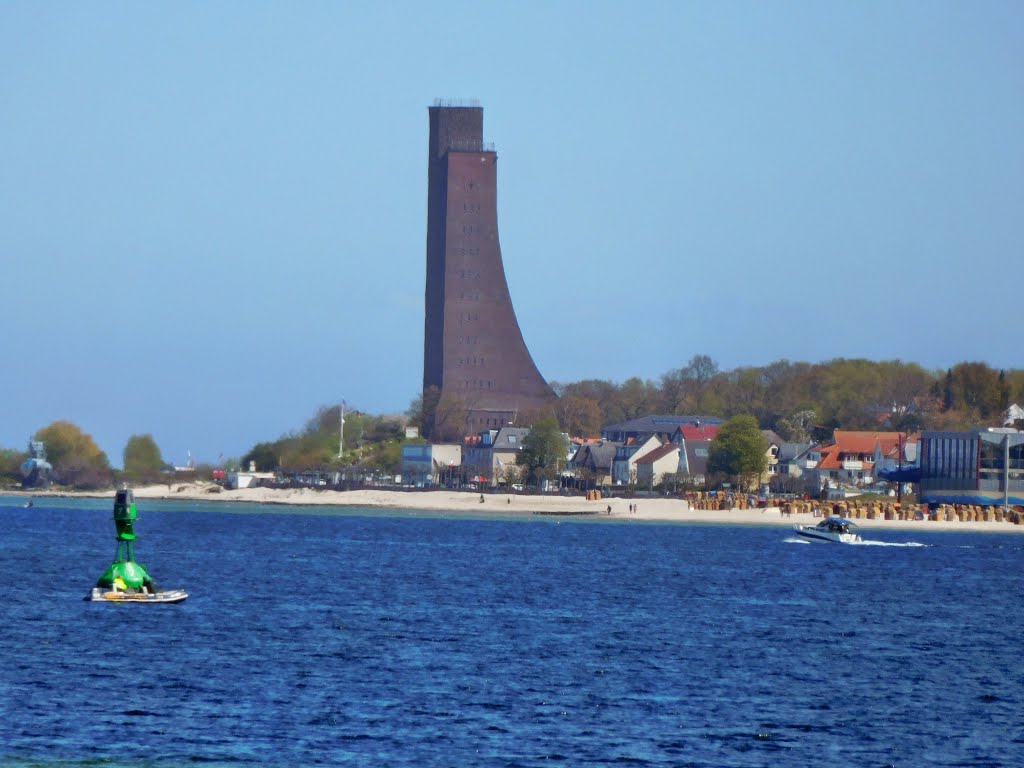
1 496 1022 767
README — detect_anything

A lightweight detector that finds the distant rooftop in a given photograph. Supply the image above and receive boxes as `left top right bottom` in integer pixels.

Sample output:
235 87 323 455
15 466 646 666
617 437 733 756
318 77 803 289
635 443 680 465
601 414 723 440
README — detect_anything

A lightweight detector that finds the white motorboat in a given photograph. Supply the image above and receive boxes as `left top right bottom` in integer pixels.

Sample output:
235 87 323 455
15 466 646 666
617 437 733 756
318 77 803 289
793 516 862 544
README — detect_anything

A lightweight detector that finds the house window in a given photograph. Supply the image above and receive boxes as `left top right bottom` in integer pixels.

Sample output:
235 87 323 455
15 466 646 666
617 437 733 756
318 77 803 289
507 436 516 444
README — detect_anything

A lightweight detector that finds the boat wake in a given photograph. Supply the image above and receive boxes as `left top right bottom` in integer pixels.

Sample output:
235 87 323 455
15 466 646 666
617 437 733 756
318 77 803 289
784 536 927 548
854 540 928 548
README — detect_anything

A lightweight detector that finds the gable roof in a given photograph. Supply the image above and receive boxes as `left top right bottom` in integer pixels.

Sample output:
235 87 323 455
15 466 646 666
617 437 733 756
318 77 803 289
815 446 846 470
815 440 890 471
635 443 680 465
777 442 814 462
570 441 620 472
491 426 530 450
832 430 914 458
674 424 720 441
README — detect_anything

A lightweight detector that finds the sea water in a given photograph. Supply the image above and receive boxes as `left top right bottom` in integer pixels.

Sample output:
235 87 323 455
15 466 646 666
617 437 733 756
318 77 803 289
1 497 1022 767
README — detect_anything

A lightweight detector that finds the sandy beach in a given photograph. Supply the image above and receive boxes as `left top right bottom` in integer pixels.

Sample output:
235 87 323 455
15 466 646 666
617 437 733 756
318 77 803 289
13 481 1024 534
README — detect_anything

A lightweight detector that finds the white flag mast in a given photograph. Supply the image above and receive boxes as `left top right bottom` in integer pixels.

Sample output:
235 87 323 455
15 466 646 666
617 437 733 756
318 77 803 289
338 400 346 459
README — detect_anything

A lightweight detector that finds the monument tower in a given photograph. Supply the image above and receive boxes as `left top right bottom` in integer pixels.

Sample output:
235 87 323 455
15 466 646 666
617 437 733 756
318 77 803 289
424 101 555 435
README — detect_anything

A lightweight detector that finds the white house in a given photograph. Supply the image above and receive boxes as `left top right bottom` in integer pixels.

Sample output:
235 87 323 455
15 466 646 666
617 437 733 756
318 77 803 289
611 434 663 485
634 443 682 488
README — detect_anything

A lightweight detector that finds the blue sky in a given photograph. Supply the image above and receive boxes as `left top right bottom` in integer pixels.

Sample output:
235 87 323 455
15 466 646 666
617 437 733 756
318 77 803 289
2 2 1021 466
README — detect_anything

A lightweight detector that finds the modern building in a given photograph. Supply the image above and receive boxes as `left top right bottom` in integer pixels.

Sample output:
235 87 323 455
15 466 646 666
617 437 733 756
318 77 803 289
423 102 555 435
918 429 1024 507
401 443 463 486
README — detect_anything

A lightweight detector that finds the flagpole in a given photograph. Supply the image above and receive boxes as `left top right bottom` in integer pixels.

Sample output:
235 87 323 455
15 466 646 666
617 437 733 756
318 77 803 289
338 400 346 459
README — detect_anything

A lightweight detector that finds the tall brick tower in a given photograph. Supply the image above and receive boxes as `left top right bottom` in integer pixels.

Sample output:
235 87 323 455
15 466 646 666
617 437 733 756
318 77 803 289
424 101 555 435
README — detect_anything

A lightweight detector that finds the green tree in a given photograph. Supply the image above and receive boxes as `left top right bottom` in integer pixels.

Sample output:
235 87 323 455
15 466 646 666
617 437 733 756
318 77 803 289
241 403 415 477
774 409 816 443
945 362 1004 421
707 415 769 490
123 434 164 477
553 395 603 437
408 386 469 442
1004 370 1024 405
660 354 720 414
516 416 568 486
241 441 282 472
34 420 111 489
553 379 617 423
616 377 658 420
0 447 28 485
366 439 403 474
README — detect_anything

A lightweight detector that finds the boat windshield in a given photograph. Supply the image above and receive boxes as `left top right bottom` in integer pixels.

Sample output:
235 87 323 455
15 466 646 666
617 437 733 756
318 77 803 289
819 517 858 533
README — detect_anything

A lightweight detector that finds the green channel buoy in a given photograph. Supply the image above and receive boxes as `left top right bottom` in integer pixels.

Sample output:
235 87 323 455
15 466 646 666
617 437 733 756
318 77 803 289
88 487 188 603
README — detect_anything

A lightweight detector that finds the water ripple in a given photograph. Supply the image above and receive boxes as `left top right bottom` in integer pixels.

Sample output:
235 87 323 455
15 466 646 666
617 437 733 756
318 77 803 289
0 500 1022 767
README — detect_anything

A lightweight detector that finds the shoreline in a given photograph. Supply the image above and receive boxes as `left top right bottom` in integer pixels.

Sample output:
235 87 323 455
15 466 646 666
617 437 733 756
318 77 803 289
6 482 1024 533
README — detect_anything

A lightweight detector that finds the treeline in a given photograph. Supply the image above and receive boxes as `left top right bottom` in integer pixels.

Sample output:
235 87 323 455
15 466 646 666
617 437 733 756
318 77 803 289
1 421 114 489
241 407 408 474
1 421 213 490
549 356 1024 441
7 357 1022 488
